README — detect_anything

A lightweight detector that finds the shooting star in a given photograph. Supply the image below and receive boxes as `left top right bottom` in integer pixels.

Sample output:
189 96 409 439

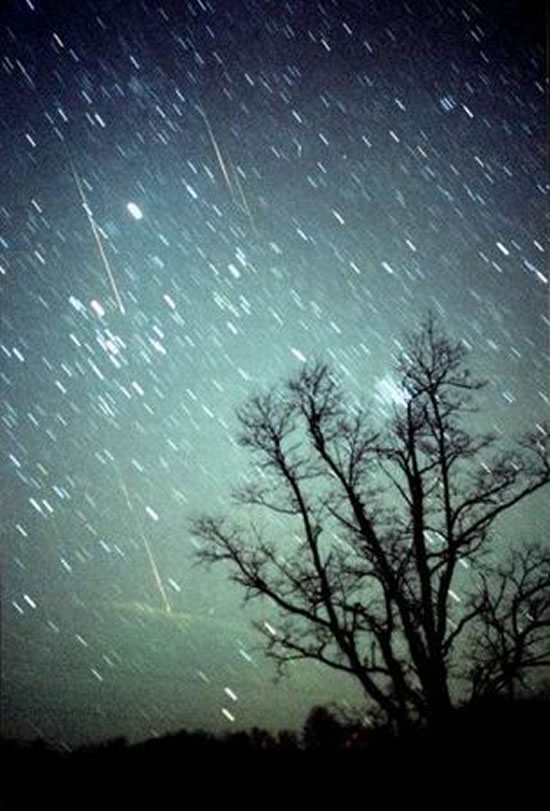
139 528 172 615
230 161 259 235
196 105 259 234
117 468 171 614
69 160 125 315
197 106 234 195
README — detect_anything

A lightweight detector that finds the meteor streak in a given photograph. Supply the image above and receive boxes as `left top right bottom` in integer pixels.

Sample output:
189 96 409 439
69 160 125 314
196 105 259 234
231 161 258 235
197 106 234 195
117 469 171 614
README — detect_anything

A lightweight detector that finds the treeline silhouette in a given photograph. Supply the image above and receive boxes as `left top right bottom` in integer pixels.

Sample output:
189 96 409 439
2 693 548 801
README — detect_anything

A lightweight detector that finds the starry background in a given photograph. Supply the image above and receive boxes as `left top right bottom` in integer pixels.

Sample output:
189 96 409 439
1 0 548 746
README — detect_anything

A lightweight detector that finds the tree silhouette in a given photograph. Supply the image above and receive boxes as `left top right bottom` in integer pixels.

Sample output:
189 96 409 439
467 543 550 700
302 705 346 751
191 314 550 733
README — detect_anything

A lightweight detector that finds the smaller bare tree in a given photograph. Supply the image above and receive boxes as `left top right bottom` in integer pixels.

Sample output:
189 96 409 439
468 542 550 700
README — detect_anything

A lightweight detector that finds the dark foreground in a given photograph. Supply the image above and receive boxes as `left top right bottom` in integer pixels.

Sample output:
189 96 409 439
2 696 548 806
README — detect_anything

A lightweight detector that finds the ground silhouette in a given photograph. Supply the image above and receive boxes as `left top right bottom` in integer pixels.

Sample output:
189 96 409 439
3 692 548 805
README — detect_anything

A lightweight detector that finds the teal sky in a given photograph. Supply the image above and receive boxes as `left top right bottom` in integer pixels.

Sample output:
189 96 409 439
1 0 548 746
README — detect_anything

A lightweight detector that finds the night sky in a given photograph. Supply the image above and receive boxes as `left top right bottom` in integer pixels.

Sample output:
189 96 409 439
1 0 548 747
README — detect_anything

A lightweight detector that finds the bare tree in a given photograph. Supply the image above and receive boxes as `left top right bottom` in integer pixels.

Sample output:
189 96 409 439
191 314 550 733
467 543 550 700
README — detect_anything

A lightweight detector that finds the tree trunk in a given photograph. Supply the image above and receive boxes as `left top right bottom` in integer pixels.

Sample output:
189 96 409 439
423 667 453 729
